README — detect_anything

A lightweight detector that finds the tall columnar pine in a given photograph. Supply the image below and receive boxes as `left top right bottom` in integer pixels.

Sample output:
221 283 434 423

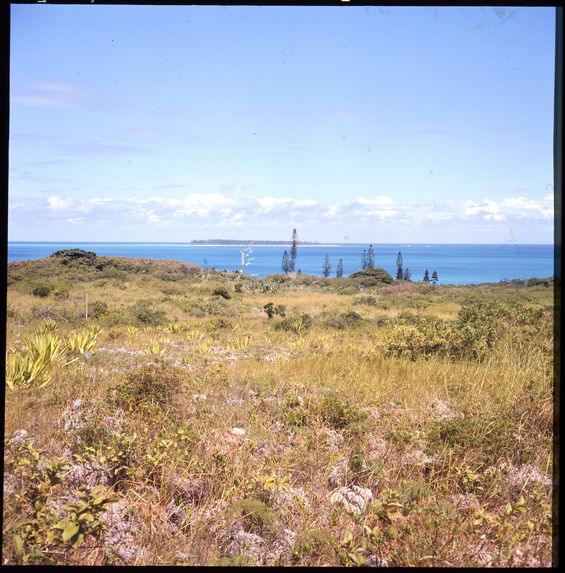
423 269 430 283
336 258 344 278
289 228 298 272
367 245 375 268
431 270 438 284
281 250 290 274
322 254 331 277
396 251 403 280
403 267 411 281
361 250 368 269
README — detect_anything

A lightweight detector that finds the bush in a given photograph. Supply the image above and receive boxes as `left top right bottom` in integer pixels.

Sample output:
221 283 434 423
32 285 51 298
113 363 182 410
379 317 455 359
88 301 109 318
130 301 167 326
212 286 231 300
349 268 393 285
274 314 313 334
51 249 97 266
322 310 364 330
317 392 367 430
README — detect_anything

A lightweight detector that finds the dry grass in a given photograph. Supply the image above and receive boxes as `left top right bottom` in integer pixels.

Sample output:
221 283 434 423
3 254 555 566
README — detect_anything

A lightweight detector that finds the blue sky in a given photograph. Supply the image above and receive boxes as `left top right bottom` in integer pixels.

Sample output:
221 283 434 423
9 4 555 244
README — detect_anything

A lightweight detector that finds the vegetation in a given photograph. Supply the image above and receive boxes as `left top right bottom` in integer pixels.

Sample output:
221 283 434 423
3 252 554 566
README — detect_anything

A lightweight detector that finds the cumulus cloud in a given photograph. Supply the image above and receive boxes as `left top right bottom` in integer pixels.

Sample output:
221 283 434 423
9 191 554 234
465 196 553 222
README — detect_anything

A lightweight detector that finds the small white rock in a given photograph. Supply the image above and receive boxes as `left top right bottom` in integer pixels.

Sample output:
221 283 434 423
230 427 246 437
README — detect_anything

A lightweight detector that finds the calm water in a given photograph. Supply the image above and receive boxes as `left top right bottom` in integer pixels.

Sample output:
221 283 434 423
7 242 554 285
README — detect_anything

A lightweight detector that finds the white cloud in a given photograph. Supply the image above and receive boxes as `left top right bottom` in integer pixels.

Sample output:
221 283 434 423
47 195 73 210
464 199 504 221
12 192 554 238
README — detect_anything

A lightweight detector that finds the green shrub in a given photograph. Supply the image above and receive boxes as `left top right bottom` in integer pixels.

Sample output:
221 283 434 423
212 286 231 300
379 317 455 360
51 249 97 266
317 392 367 430
225 498 277 534
130 301 167 326
425 415 517 467
32 285 51 298
349 268 394 285
112 363 182 410
88 301 109 318
274 314 313 334
322 310 364 330
264 302 286 319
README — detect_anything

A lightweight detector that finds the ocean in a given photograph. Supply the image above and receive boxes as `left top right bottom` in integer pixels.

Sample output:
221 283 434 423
7 242 554 286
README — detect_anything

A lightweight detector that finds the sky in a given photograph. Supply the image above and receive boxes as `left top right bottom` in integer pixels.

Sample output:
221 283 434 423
9 4 556 244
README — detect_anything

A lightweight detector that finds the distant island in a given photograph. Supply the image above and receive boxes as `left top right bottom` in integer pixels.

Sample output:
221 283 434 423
190 239 323 245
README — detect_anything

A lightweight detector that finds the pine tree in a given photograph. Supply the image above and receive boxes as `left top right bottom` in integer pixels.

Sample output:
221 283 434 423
361 250 367 269
281 250 290 273
423 269 430 283
322 254 331 277
431 270 438 285
367 245 375 268
396 251 403 280
289 229 298 272
403 268 411 281
336 258 344 278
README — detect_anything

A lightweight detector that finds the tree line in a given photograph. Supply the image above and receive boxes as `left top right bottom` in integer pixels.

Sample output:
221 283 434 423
281 231 438 283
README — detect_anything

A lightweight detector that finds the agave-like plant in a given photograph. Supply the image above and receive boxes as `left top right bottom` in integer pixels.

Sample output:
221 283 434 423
145 338 165 357
66 324 101 355
5 333 65 390
35 320 59 335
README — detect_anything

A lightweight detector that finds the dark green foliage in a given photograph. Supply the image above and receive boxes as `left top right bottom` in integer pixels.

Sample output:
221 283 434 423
322 310 364 330
264 302 286 319
526 277 553 287
350 267 394 285
336 258 344 278
32 285 51 298
274 313 313 333
425 415 517 467
322 254 331 277
130 301 167 326
367 245 375 268
88 301 109 318
282 250 290 273
212 286 231 300
51 249 97 265
289 229 298 272
113 363 182 410
225 498 277 534
317 392 367 430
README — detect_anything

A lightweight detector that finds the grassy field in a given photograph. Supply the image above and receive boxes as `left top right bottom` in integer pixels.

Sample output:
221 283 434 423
3 249 555 566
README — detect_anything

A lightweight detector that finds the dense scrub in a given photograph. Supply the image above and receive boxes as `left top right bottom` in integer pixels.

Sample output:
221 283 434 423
3 254 555 566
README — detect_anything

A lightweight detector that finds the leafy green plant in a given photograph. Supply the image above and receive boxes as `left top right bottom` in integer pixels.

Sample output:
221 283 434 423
32 285 51 298
225 498 277 534
274 313 312 334
6 333 65 390
112 363 182 410
65 325 101 355
52 484 114 549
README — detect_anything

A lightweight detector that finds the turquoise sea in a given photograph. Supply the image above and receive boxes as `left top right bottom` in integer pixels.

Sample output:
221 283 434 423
7 242 554 286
